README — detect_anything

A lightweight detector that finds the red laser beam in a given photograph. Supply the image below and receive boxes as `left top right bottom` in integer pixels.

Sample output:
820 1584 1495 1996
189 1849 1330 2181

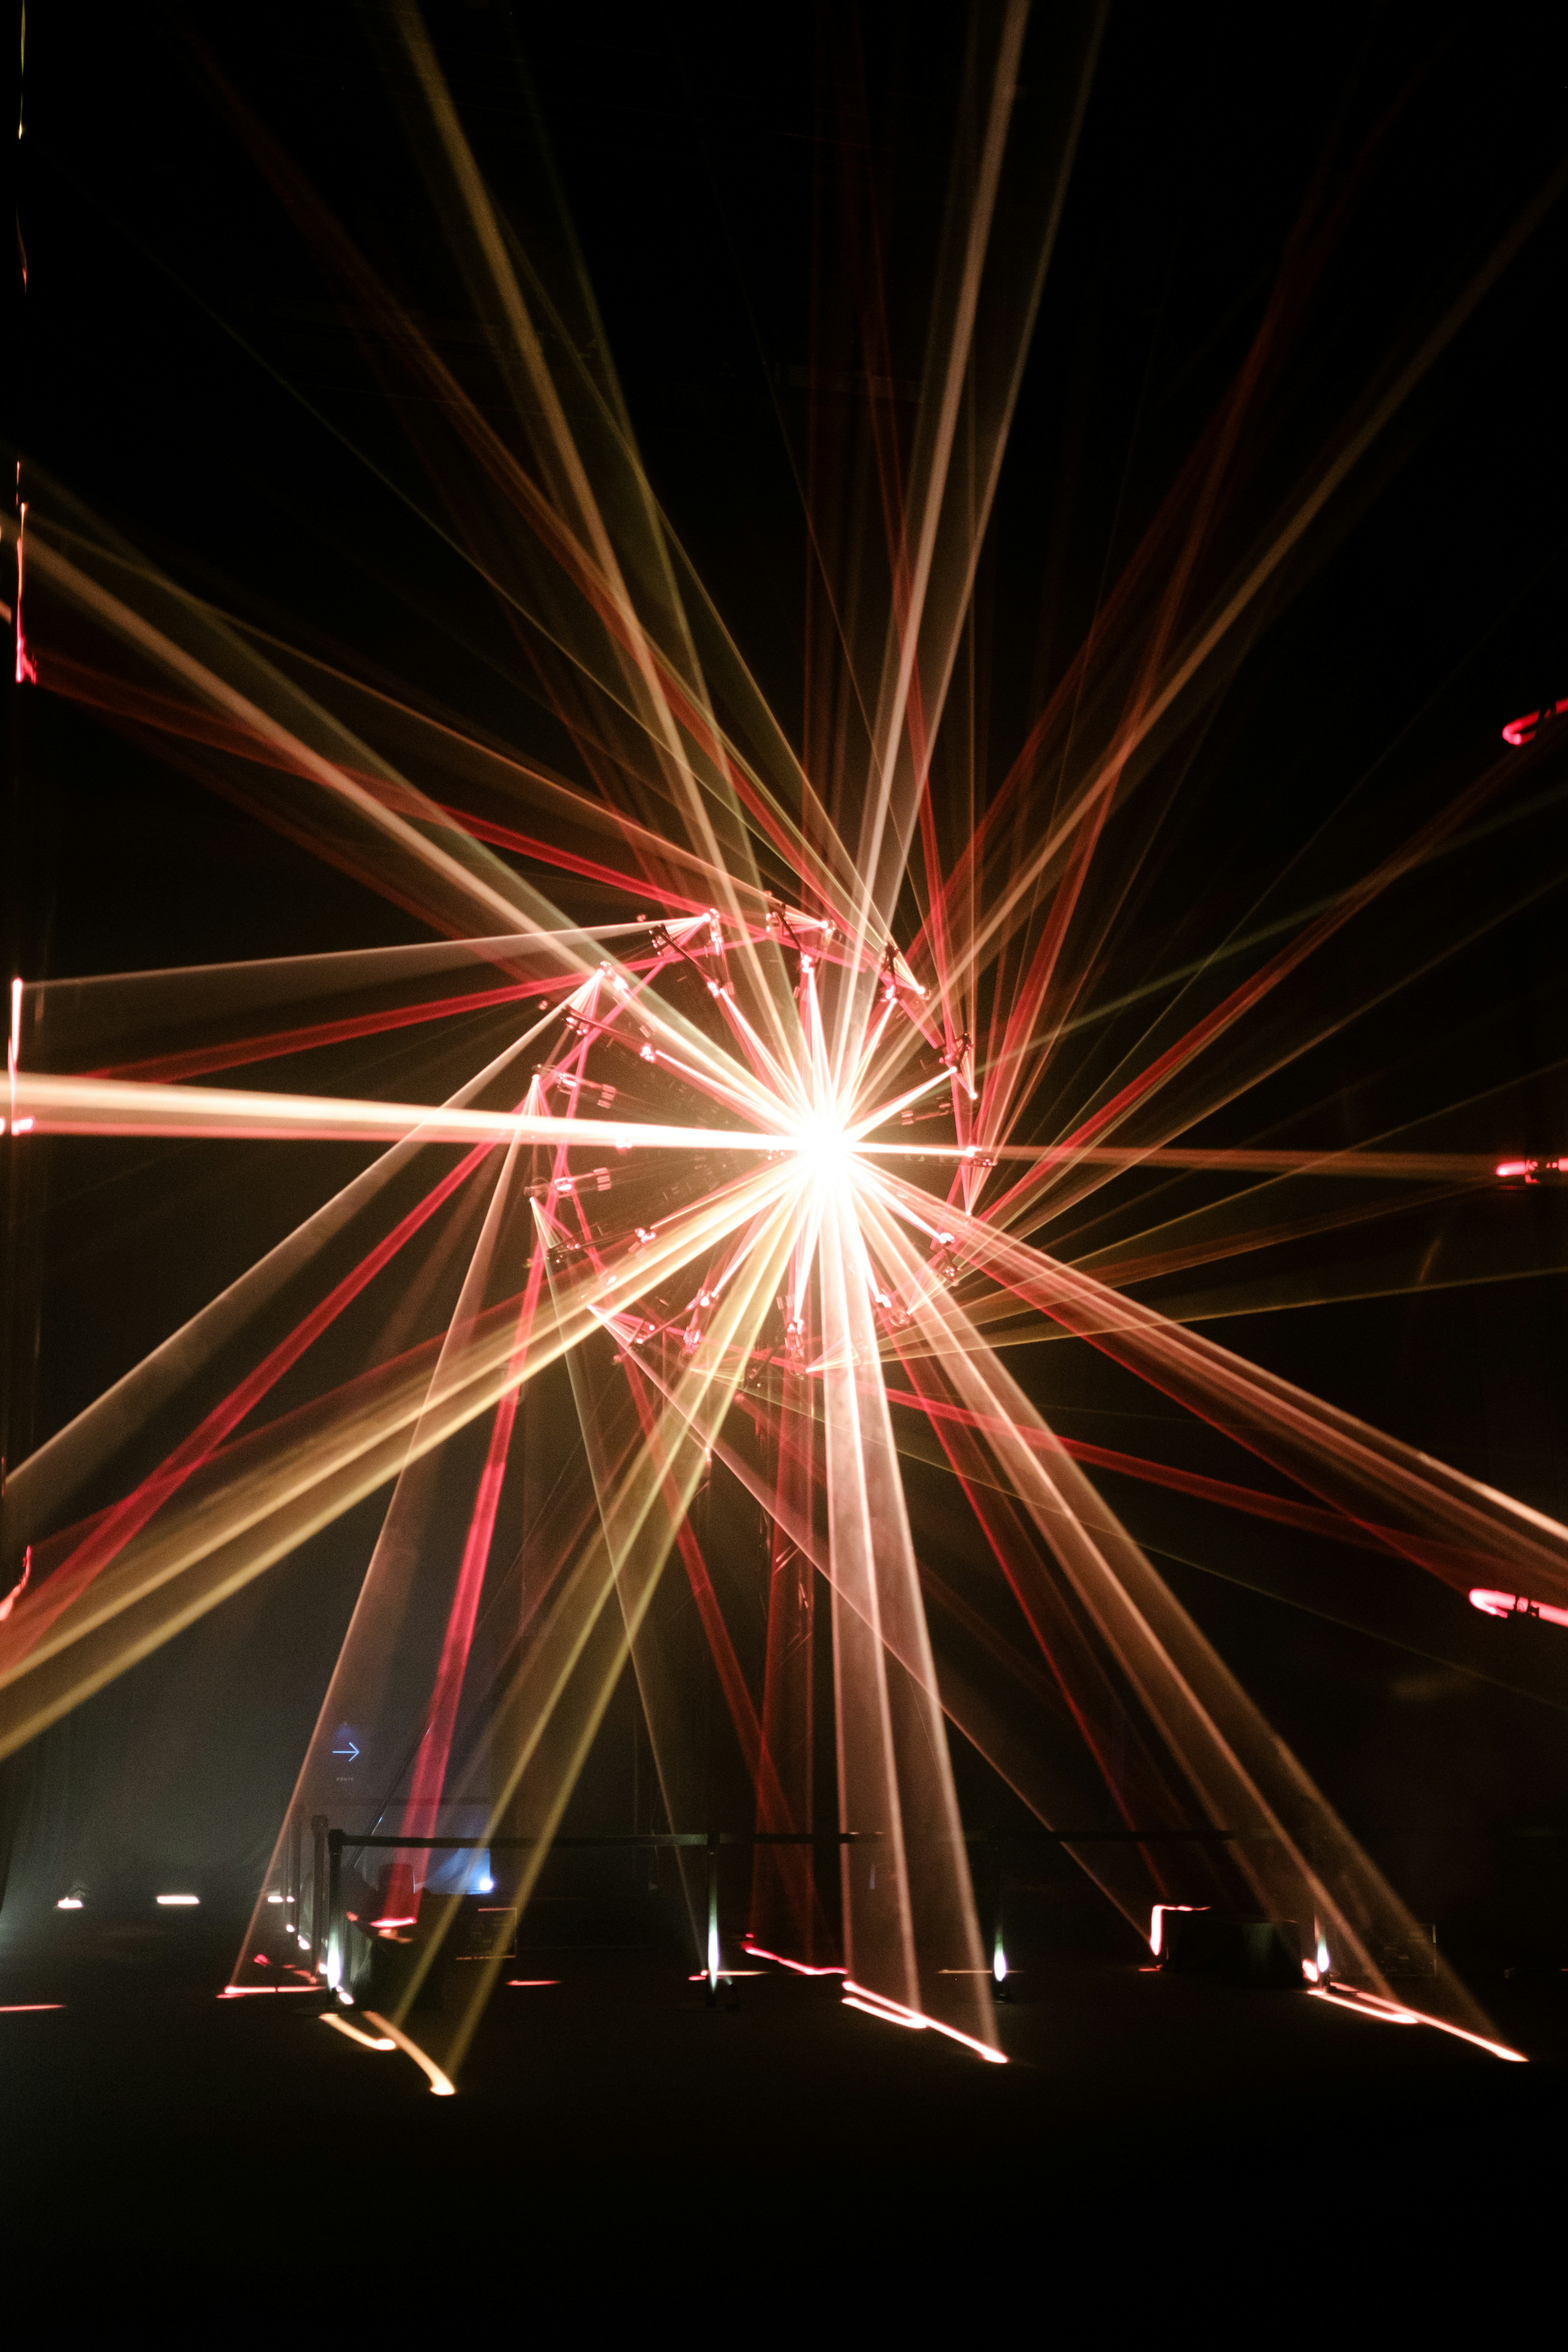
0 1140 496 1663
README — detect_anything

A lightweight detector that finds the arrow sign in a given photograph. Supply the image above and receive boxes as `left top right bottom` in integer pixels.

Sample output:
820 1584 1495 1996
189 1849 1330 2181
331 1741 360 1761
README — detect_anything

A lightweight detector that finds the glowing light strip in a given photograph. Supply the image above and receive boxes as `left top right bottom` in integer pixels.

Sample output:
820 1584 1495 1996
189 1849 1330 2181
23 1070 1502 1196
841 1980 1007 2063
837 3 1026 1061
1469 1587 1568 1630
1148 1902 1202 1957
0 1165 794 1757
884 1374 1429 1563
0 2003 63 2013
403 1140 550 1846
219 1984 319 1997
1502 697 1568 748
92 976 542 1085
361 2009 456 2093
591 939 790 1128
11 1139 505 1663
860 1140 1501 1179
899 1172 1568 1594
321 2013 397 2051
25 926 668 1015
0 1551 31 1624
742 1941 845 1976
13 503 37 685
10 1017 550 1561
363 38 765 1001
961 162 1568 982
847 991 899 1102
633 1038 780 1132
1305 1984 1525 2061
443 806 746 920
709 986 807 1120
16 1072 825 1158
842 1994 926 2031
855 1185 1512 2050
29 532 554 949
610 1356 779 1803
851 1065 954 1137
7 976 19 1133
430 1199 801 2083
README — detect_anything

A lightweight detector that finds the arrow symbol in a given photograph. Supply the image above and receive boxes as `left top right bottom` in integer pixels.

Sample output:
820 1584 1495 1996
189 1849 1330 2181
331 1742 360 1760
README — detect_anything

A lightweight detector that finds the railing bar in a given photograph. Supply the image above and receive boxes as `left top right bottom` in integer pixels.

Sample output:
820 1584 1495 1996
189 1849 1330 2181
329 1827 1239 1850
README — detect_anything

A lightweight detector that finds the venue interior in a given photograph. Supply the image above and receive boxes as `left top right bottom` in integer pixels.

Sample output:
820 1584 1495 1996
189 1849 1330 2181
3 0 1568 2304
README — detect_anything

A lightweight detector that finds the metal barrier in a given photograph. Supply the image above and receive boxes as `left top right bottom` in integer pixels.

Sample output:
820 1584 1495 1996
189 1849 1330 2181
327 1827 877 2005
319 1824 1238 2005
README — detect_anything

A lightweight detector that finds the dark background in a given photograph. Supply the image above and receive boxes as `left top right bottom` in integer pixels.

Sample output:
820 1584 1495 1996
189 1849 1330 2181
3 2 1568 1974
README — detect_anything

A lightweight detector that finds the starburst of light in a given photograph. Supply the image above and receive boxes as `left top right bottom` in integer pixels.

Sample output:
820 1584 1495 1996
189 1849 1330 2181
3 4 1563 2083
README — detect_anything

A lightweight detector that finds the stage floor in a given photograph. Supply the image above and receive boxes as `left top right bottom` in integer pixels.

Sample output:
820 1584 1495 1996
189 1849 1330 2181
2 1929 1564 2307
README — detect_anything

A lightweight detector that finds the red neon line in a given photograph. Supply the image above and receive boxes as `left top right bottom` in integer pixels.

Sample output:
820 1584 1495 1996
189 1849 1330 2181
1469 1587 1568 1630
881 1382 1399 1557
1304 1984 1524 2061
0 2003 62 2013
617 1356 776 1795
0 1546 30 1622
987 755 1530 1236
2 1141 494 1663
51 136 842 932
910 213 1342 979
966 305 1285 1143
750 1379 834 1964
915 783 954 1045
89 980 539 1085
880 1333 1193 1845
360 2009 456 2095
842 1993 924 2031
841 1980 1006 2064
978 793 1118 1159
38 640 775 931
915 1190 1566 1597
25 1304 513 1610
218 1985 319 1998
439 808 717 919
14 503 37 686
741 1941 845 1977
1501 697 1568 748
403 1254 546 1851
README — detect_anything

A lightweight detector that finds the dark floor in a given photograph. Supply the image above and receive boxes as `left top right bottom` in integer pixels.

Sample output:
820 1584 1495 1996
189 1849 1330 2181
2 1915 1564 2321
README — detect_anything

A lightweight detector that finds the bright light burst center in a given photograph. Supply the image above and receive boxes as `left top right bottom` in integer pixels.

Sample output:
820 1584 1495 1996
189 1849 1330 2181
793 1110 855 1179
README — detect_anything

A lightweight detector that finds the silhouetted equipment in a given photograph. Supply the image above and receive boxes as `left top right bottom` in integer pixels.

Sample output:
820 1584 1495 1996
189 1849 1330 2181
1160 1911 1302 1986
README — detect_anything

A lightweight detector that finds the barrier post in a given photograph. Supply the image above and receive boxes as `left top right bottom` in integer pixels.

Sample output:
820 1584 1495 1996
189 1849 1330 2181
309 1813 328 1972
